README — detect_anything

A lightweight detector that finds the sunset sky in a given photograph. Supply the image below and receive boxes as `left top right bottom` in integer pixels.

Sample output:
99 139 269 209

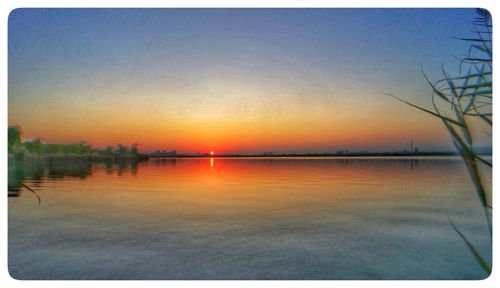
8 8 490 154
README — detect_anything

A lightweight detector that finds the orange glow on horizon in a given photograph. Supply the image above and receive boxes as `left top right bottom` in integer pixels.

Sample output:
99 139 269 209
9 91 462 154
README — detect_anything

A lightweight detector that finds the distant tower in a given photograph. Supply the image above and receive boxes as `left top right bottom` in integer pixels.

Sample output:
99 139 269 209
410 140 413 153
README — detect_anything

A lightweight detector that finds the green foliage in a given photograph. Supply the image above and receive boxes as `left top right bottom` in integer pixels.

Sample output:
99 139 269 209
8 126 141 158
390 8 492 273
63 141 91 155
43 143 65 154
131 143 139 155
102 145 114 156
24 138 44 154
115 144 130 155
8 125 22 153
8 126 26 161
12 146 27 162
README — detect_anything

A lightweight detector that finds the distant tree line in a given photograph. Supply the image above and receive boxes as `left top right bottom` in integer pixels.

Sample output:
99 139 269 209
8 125 141 161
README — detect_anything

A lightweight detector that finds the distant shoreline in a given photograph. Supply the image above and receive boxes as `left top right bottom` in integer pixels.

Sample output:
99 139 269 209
147 151 482 158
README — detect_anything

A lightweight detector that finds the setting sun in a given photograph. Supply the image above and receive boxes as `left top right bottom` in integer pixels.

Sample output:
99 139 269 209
7 8 492 280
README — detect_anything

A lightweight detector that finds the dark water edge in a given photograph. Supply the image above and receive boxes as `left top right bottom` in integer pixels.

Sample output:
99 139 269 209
8 154 148 196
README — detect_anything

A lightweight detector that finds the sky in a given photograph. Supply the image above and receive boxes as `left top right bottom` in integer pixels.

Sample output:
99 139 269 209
8 8 490 154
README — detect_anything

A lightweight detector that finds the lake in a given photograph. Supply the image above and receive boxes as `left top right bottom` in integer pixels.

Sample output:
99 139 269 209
8 157 491 279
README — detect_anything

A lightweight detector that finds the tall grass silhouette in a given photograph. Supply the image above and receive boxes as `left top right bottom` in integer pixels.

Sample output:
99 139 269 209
389 8 492 273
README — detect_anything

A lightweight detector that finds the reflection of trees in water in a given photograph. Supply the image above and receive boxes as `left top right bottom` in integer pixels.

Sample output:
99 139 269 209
8 164 25 196
103 159 139 176
116 159 136 176
151 158 177 166
47 160 92 179
7 159 142 196
102 160 139 175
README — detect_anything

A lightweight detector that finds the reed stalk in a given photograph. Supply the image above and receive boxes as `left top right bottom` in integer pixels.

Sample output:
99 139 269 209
390 8 492 273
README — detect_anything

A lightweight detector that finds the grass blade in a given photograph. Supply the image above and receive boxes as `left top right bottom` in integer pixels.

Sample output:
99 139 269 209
21 183 41 205
387 93 465 127
448 215 491 274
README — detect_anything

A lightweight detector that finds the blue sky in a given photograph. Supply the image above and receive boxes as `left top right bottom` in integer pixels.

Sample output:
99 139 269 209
8 8 486 153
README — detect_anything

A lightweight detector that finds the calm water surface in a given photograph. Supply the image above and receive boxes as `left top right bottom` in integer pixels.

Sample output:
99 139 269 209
8 157 491 279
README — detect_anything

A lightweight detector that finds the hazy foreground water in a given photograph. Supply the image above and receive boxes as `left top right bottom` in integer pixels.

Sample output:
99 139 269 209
8 157 491 279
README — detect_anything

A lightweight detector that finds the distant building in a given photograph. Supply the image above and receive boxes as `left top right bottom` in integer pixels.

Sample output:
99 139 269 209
149 150 176 157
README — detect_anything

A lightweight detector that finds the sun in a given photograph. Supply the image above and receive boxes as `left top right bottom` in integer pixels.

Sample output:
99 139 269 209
209 151 215 156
